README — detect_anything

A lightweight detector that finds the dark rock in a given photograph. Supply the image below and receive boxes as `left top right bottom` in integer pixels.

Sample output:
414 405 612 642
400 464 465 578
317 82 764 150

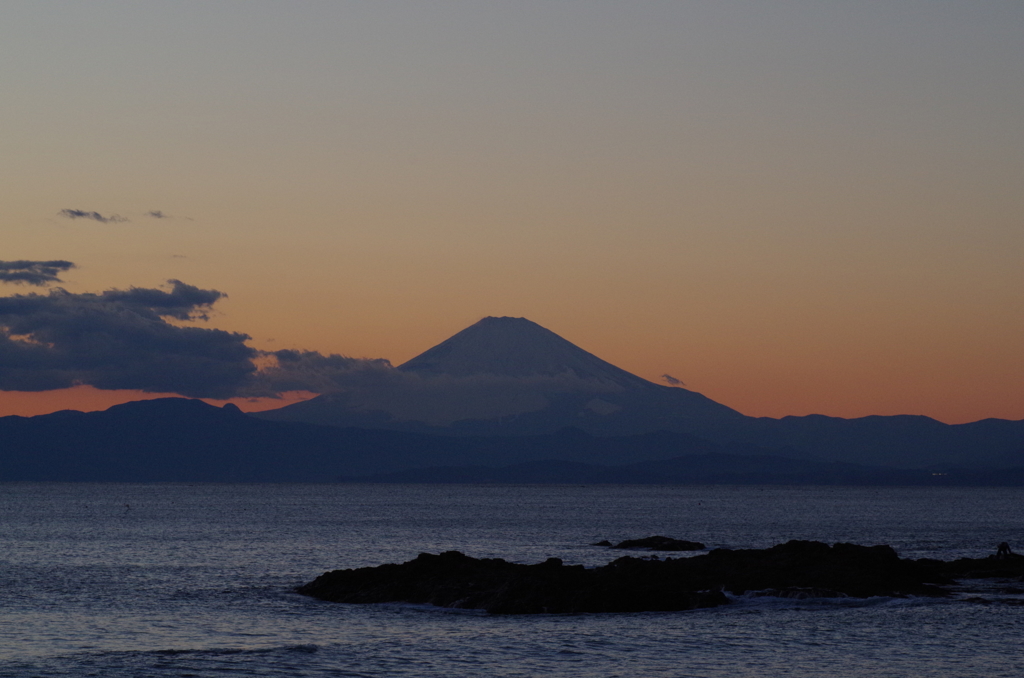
693 541 949 598
610 535 706 551
297 540 957 614
590 540 612 547
915 552 1024 582
297 550 726 614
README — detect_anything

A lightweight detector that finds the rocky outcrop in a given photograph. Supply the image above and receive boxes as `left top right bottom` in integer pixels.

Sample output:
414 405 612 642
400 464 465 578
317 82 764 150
916 552 1024 592
297 550 727 614
297 540 957 614
697 540 948 598
602 535 706 551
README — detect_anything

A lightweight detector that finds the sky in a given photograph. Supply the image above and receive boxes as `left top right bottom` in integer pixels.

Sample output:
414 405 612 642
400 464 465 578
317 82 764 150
2 1 1023 424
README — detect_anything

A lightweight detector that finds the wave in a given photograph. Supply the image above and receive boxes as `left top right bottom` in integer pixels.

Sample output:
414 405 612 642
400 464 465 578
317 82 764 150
1 645 323 678
150 644 320 656
723 590 944 610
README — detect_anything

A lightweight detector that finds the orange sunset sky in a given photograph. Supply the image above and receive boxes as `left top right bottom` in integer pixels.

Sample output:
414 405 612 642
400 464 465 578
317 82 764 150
2 1 1023 424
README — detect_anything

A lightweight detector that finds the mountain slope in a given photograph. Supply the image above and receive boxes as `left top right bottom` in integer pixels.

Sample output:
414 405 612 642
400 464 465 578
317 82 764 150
259 316 741 431
399 316 655 389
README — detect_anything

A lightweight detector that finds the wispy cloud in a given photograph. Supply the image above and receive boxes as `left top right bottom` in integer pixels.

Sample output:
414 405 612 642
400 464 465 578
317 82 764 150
661 374 685 386
245 349 393 397
59 209 128 223
147 210 193 221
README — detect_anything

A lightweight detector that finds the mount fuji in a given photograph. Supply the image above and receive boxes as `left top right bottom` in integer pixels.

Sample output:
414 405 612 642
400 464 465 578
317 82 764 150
258 316 742 435
258 316 1024 470
398 316 656 387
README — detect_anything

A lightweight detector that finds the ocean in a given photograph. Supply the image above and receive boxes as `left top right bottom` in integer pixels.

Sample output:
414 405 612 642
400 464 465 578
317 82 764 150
1 483 1022 677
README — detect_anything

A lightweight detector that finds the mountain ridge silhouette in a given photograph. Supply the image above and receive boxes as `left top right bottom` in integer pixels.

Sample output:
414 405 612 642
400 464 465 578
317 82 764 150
3 396 1022 483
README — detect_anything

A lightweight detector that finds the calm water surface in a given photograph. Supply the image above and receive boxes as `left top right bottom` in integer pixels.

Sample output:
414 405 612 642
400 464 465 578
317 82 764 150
1 483 1022 677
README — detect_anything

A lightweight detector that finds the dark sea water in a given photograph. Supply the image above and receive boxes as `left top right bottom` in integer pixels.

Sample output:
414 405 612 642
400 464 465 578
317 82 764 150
1 483 1022 677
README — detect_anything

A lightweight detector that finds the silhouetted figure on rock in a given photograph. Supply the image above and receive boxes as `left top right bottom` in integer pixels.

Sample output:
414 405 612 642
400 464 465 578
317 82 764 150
996 542 1013 559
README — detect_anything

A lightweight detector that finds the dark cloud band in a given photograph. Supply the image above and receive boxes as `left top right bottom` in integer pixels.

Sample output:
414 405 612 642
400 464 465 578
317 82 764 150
0 274 626 404
0 280 254 398
0 260 75 286
0 276 393 399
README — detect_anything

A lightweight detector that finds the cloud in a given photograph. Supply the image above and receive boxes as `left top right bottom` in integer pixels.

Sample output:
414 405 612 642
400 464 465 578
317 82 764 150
2 272 611 408
255 366 625 425
244 349 393 397
241 346 632 424
0 276 391 399
0 271 649 418
0 280 255 397
59 209 128 223
661 374 685 386
0 260 75 286
148 210 194 221
98 281 226 320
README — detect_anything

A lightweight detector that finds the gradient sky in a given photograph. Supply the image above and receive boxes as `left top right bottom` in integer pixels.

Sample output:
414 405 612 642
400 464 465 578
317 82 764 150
2 1 1023 423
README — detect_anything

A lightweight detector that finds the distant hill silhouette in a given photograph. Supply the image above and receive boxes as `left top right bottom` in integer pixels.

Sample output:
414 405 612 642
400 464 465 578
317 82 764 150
257 316 1024 469
2 397 1021 484
0 398 749 482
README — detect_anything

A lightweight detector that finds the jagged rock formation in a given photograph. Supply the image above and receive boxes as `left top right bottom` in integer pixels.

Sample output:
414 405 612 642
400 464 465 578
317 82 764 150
297 540 968 614
297 550 727 615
